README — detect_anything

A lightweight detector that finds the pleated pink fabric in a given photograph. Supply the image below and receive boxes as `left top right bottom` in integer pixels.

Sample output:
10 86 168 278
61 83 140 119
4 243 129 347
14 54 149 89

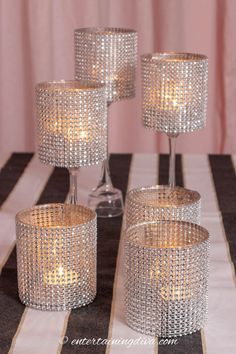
0 0 235 153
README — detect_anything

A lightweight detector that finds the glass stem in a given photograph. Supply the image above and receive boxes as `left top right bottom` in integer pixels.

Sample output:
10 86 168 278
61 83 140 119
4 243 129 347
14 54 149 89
98 157 112 189
97 101 113 190
67 168 79 204
168 134 178 188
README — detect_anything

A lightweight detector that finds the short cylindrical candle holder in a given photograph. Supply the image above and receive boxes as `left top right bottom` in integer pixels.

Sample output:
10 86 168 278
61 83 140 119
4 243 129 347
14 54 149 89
16 204 97 311
124 221 209 337
125 185 201 228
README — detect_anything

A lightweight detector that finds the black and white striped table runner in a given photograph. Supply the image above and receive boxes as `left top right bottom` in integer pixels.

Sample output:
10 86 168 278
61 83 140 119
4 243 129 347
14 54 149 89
0 154 235 354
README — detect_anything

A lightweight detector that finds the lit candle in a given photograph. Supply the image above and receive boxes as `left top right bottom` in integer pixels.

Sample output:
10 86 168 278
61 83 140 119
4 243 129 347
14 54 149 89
160 285 193 301
44 266 78 286
148 79 192 113
150 256 193 301
43 239 79 286
52 116 91 144
91 63 119 84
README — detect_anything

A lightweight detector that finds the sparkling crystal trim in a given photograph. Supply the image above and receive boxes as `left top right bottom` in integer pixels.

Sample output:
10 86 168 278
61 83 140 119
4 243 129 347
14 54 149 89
125 185 201 228
16 203 97 311
124 221 209 337
141 52 208 134
36 80 107 168
74 28 138 103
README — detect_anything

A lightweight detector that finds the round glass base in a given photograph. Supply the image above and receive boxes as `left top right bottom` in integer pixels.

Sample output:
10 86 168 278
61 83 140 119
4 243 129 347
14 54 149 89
88 186 123 218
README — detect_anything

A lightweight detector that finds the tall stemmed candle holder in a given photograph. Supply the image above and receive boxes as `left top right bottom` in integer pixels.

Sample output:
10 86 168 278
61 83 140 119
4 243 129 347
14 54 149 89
75 27 138 218
141 52 208 187
36 80 107 204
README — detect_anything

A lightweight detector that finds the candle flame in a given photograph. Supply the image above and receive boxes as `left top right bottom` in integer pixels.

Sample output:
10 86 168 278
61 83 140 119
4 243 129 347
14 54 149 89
44 267 78 286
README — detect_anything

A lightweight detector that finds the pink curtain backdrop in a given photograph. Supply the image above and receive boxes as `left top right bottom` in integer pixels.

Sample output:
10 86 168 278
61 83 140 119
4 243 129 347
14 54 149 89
0 0 235 153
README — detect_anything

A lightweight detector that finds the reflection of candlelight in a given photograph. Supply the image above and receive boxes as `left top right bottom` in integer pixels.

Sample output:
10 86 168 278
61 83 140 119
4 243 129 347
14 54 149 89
64 128 91 143
148 80 192 112
78 130 89 140
91 63 119 82
150 259 159 282
90 61 128 101
147 200 175 208
43 238 78 286
91 63 124 91
44 266 78 286
52 117 91 143
160 285 192 301
150 254 193 301
92 64 99 76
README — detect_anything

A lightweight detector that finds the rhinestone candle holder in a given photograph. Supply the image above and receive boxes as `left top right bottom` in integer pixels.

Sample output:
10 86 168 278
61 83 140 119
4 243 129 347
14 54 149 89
75 27 137 103
36 80 107 204
124 221 209 337
141 52 208 187
16 204 97 311
75 27 138 218
125 185 201 229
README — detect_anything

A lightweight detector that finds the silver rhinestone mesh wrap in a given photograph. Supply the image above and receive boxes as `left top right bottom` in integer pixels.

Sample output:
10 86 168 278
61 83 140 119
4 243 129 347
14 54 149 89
16 203 97 311
126 185 201 228
141 53 208 134
74 28 138 103
36 80 107 168
124 221 209 337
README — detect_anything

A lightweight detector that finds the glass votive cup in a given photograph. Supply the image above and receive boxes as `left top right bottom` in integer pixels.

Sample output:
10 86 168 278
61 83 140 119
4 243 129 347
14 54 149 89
16 203 97 311
124 221 209 337
125 185 201 228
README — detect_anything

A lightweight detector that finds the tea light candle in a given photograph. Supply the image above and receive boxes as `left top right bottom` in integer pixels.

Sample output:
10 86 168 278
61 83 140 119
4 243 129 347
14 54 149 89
51 109 93 145
150 243 193 302
160 285 192 302
42 237 80 286
124 221 209 337
44 267 78 286
149 80 192 113
16 203 97 311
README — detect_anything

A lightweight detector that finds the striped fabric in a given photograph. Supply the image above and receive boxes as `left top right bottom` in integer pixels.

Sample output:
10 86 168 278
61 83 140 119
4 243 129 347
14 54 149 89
0 154 235 354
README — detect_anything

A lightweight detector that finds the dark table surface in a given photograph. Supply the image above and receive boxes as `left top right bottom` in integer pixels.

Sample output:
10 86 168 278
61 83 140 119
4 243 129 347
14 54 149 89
0 153 235 354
